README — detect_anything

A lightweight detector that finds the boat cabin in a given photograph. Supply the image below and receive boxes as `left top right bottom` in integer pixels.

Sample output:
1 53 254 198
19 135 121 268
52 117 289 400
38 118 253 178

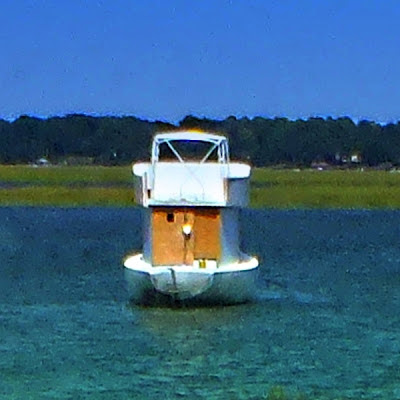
133 131 250 269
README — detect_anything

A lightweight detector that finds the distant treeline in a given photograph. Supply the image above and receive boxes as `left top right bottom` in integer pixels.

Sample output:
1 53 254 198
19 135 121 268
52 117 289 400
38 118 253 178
0 114 400 166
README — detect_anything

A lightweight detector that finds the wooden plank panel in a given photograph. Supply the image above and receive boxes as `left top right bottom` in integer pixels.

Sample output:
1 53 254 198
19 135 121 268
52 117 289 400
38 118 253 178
193 208 221 260
152 207 221 266
152 208 185 266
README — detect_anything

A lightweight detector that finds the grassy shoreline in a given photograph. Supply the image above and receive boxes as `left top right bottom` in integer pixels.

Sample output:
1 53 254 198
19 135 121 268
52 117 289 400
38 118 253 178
0 165 400 208
250 168 400 209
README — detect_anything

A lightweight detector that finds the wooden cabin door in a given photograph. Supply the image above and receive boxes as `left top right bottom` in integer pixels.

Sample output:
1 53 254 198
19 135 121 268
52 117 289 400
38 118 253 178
152 208 220 266
192 208 220 260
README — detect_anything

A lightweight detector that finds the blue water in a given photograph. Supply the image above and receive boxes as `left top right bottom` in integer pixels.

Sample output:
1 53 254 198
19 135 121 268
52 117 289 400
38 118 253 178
0 207 399 399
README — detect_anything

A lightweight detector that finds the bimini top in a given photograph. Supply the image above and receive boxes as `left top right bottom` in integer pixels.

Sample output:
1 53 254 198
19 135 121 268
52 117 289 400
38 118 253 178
153 131 226 144
151 131 229 164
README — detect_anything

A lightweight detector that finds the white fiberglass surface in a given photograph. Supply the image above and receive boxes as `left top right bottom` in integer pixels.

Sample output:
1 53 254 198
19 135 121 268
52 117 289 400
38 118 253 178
123 253 258 274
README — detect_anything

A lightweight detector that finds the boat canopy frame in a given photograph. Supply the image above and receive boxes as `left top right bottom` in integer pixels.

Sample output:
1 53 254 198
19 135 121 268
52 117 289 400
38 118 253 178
151 132 230 165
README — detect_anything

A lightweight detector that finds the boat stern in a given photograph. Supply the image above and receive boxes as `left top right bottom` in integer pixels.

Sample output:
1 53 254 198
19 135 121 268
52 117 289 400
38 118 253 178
123 253 259 304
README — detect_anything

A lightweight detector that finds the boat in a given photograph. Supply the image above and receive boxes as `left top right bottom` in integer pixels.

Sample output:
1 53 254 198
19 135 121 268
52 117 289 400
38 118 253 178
123 131 259 304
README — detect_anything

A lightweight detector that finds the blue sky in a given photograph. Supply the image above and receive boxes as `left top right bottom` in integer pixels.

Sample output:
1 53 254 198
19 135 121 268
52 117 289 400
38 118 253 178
1 0 400 123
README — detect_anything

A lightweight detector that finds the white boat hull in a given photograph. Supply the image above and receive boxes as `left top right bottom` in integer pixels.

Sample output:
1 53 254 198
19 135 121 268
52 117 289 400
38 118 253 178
123 253 259 305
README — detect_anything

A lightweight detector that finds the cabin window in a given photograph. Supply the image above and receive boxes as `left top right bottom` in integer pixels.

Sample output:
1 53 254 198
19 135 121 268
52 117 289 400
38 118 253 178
167 213 174 223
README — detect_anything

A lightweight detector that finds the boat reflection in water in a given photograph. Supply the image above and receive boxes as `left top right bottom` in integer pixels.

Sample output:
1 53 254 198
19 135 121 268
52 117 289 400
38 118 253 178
123 131 258 305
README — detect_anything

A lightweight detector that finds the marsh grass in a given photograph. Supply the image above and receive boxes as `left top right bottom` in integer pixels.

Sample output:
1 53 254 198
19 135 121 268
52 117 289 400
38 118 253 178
0 165 134 206
0 165 131 185
251 168 400 209
0 186 134 207
1 165 400 208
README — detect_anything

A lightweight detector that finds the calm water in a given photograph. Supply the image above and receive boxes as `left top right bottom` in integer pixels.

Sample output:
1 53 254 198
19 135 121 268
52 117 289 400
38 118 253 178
0 207 400 399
